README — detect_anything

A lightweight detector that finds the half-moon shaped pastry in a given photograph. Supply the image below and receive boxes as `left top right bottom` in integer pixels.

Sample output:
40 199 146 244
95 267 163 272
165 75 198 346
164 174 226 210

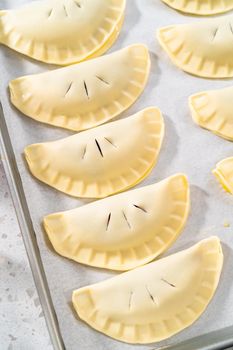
73 236 223 344
44 174 190 270
213 157 233 194
190 86 233 141
157 16 233 78
0 0 126 65
9 44 150 131
24 107 164 199
161 0 233 16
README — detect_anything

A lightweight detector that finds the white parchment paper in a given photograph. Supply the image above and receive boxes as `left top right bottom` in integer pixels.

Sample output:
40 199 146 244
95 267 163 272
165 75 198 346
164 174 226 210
1 1 233 349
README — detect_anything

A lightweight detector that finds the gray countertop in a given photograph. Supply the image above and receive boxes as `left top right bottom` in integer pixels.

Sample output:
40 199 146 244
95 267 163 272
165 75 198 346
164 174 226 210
0 160 52 350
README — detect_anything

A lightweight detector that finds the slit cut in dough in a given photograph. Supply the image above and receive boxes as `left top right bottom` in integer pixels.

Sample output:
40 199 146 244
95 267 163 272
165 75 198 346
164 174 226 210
24 107 164 199
72 236 223 344
44 174 190 271
9 44 150 132
213 157 233 194
157 15 233 78
161 0 233 16
190 86 233 141
0 0 126 65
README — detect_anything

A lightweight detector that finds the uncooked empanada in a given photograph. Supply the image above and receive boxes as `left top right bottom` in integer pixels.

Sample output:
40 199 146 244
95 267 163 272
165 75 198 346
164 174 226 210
190 86 233 141
0 0 125 65
10 44 150 132
213 157 233 194
88 14 124 60
73 236 223 344
24 107 164 199
44 174 190 271
157 16 233 78
161 0 233 15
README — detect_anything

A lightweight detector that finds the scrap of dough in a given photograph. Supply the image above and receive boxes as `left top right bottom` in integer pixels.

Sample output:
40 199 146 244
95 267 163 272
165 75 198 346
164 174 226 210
9 44 150 131
157 15 233 78
213 157 233 194
0 0 126 65
73 236 223 344
189 86 233 141
161 0 233 16
24 107 164 199
44 174 190 271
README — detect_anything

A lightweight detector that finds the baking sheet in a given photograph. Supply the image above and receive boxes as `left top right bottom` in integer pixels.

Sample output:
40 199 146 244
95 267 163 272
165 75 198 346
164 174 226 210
1 0 233 349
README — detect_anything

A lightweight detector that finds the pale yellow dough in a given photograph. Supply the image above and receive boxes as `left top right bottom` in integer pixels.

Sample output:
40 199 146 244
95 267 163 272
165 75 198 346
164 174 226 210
190 86 233 141
44 174 190 271
24 107 164 199
88 14 124 60
10 44 150 132
157 15 233 78
161 0 233 15
72 236 223 344
0 0 125 65
213 157 233 194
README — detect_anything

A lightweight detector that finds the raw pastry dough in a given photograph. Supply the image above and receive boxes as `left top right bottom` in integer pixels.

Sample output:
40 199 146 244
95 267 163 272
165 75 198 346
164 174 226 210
73 236 223 344
157 16 233 78
213 157 233 194
9 45 150 132
44 174 190 271
190 86 233 141
24 107 164 199
0 0 126 65
161 0 233 16
88 15 124 60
